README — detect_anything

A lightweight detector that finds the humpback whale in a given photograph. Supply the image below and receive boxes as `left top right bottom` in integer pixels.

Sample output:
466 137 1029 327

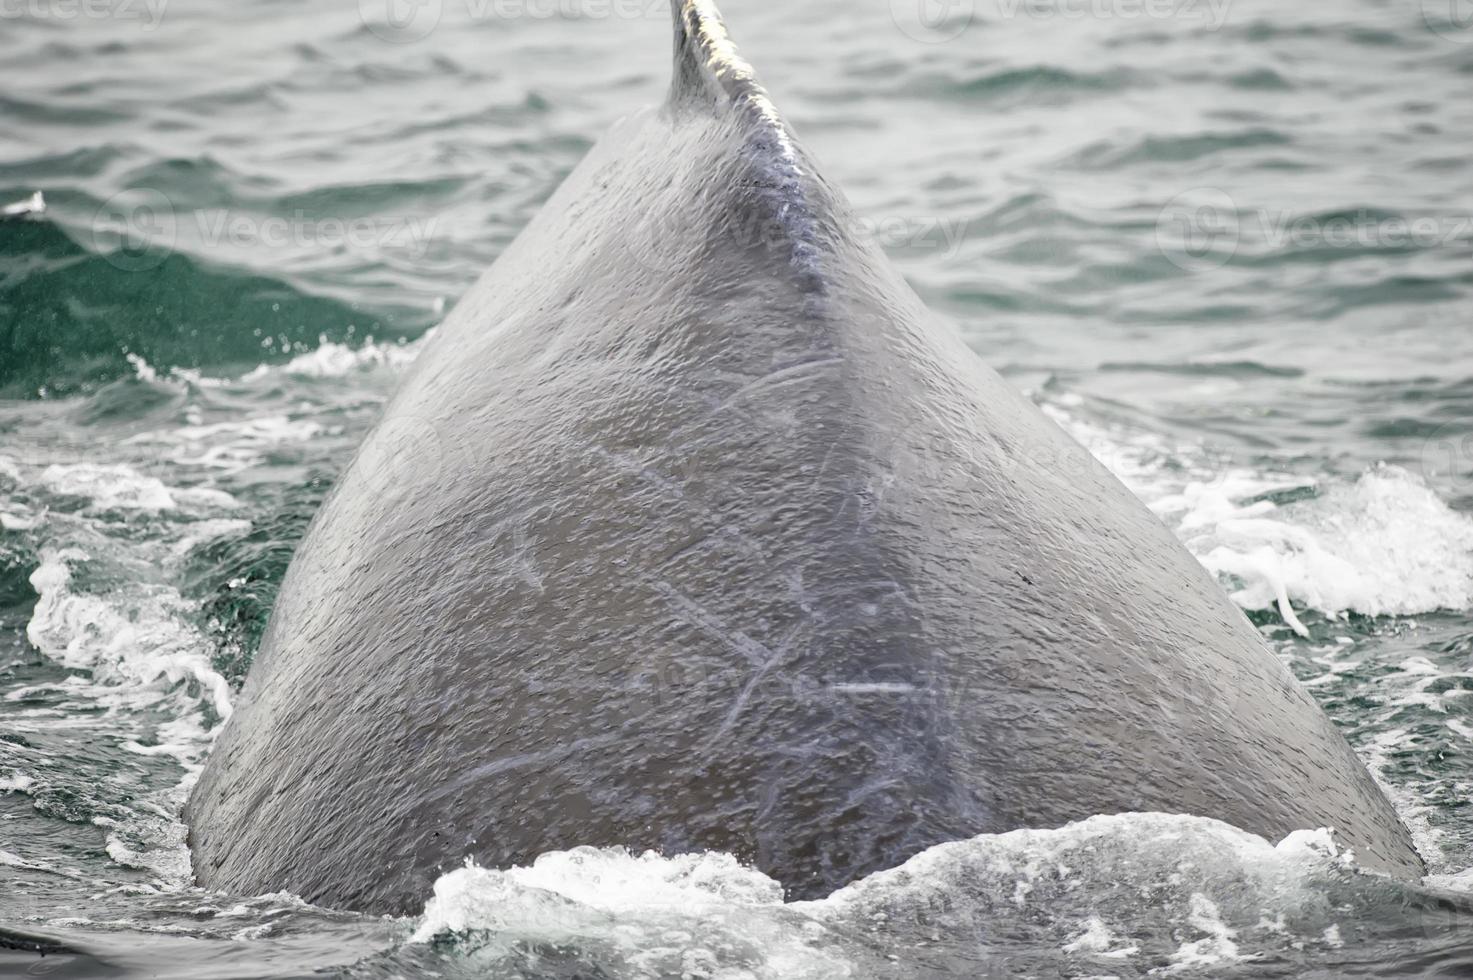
187 0 1421 912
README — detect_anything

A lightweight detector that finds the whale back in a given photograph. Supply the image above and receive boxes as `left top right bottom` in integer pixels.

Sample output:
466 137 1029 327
187 0 1420 912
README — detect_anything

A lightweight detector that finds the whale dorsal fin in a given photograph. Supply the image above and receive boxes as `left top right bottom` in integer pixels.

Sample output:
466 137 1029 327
669 0 773 112
667 1 822 286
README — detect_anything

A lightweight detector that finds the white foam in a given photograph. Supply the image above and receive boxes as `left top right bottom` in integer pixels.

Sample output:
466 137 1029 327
814 815 1346 912
415 848 846 977
126 352 160 384
1063 916 1137 957
101 801 193 885
414 849 784 941
26 549 232 724
6 445 246 891
1043 400 1473 622
240 334 427 381
1 191 45 217
410 814 1367 975
169 518 252 559
0 454 37 529
19 545 221 892
124 333 427 393
0 505 40 532
40 463 176 512
0 772 34 793
1196 468 1473 621
1359 727 1446 870
172 488 243 511
1425 866 1473 892
1164 894 1244 972
124 415 325 474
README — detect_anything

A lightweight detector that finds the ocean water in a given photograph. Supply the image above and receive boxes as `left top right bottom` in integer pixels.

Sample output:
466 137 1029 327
3 0 1473 975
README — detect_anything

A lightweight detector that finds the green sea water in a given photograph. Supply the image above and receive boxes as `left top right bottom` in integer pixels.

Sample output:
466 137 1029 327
3 0 1473 976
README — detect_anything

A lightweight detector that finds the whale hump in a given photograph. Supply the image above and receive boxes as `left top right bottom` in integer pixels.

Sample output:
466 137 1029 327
187 0 1421 914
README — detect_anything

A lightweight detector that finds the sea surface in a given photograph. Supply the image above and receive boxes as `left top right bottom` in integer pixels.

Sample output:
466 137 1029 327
3 0 1473 976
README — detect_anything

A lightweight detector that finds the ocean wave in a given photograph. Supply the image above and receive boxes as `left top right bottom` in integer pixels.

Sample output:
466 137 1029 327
1099 359 1305 379
900 64 1139 105
0 215 425 399
1 453 250 891
1066 128 1293 170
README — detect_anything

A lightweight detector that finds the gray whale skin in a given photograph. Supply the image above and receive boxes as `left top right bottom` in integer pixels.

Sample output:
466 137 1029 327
187 0 1422 912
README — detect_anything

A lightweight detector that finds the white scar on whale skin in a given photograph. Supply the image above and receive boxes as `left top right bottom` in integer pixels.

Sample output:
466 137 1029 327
830 683 918 695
